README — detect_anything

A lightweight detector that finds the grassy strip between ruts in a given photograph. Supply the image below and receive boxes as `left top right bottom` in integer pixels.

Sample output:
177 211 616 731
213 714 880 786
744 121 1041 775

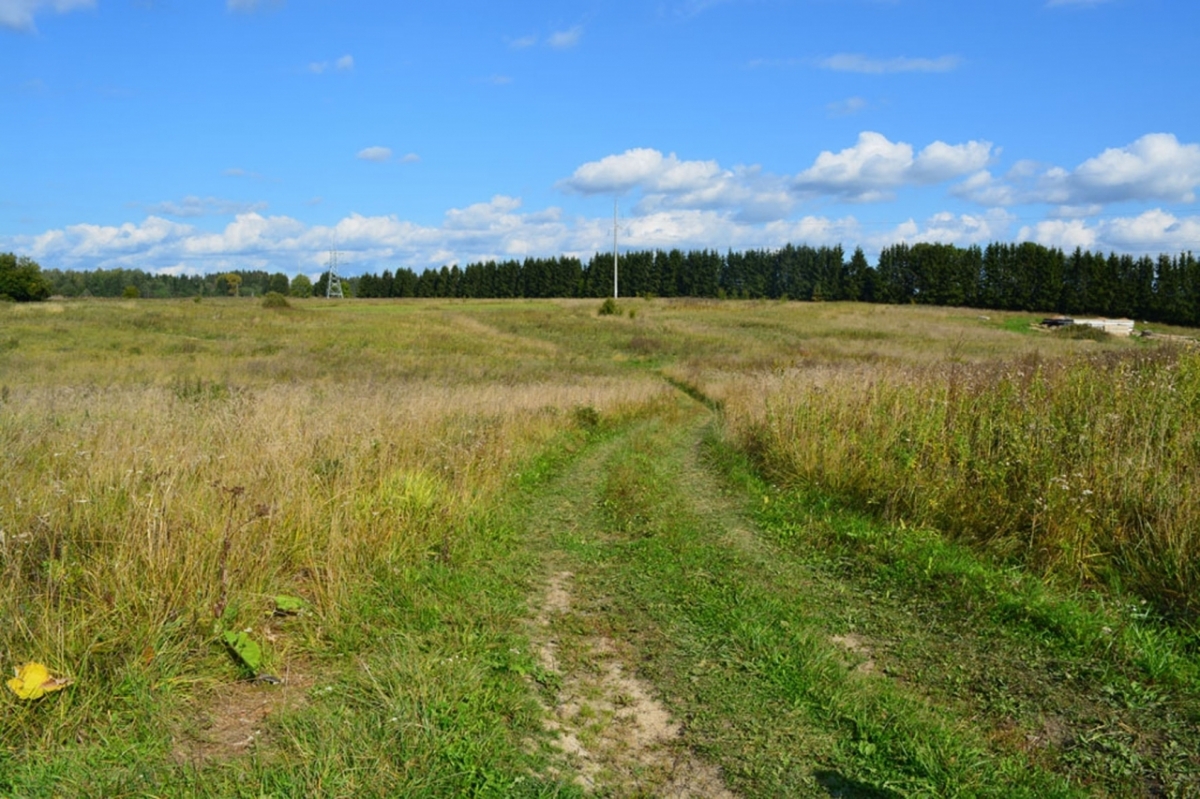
546 400 1200 797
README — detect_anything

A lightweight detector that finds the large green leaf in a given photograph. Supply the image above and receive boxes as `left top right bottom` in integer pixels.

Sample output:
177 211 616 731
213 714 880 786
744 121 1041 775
221 630 263 673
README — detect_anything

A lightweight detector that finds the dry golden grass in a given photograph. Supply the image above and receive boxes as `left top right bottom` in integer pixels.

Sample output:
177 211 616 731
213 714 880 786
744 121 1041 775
0 298 671 721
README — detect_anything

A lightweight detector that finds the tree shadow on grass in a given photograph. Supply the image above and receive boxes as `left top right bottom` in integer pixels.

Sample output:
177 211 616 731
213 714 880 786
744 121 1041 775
814 770 902 799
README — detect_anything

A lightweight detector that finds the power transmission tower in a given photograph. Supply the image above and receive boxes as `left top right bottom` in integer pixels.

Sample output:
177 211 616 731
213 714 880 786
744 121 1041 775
325 248 344 298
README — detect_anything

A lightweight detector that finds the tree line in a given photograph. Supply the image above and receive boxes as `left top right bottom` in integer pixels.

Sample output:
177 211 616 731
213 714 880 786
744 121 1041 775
4 243 1199 327
352 244 1200 327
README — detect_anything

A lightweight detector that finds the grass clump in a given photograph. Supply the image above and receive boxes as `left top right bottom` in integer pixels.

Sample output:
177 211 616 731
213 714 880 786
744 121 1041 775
597 297 620 316
261 291 291 309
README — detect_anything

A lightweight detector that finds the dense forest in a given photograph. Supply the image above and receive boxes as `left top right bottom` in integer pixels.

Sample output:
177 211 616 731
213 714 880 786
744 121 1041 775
7 242 1200 327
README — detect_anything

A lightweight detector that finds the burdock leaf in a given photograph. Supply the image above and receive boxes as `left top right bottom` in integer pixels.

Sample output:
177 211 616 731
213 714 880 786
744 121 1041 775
273 595 306 615
222 630 263 673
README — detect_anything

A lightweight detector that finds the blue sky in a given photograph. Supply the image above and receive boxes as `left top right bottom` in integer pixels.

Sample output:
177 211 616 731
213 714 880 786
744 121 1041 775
2 0 1198 277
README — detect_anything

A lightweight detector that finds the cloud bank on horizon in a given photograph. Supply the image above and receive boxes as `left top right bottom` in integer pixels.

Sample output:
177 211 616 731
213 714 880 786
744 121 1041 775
2 0 1197 275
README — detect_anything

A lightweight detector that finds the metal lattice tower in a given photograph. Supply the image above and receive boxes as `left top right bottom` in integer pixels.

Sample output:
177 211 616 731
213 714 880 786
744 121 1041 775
325 248 344 298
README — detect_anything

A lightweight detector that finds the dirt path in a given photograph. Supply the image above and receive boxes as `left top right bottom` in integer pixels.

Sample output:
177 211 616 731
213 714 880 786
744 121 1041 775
532 569 736 797
521 415 739 797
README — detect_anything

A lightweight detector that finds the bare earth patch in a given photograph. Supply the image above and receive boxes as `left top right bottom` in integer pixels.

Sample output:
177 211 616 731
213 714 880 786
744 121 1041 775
172 668 312 767
830 633 877 675
533 570 737 797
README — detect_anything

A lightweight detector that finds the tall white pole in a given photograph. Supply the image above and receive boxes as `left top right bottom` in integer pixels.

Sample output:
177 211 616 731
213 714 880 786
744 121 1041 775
613 199 619 299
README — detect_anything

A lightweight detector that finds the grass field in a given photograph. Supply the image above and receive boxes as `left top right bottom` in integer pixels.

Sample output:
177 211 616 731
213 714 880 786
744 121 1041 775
2 296 1198 796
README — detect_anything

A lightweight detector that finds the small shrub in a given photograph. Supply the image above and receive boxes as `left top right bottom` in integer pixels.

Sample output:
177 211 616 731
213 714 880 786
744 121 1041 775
122 285 141 299
572 405 601 430
598 297 620 316
262 291 291 309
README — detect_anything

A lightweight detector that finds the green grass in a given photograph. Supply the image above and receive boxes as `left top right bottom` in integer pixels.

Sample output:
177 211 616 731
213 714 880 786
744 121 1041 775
3 296 1199 796
725 345 1200 620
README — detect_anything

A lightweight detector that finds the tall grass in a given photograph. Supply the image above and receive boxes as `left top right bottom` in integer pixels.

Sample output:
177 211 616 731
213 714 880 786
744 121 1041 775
0 299 671 755
724 345 1200 618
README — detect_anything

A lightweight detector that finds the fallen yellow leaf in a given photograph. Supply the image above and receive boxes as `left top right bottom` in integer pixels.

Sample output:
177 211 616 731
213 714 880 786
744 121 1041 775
7 662 72 700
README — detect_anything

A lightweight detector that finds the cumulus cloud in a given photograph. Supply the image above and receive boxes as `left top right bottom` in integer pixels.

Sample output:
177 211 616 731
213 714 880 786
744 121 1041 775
955 133 1200 208
1055 133 1200 204
875 209 1016 250
561 148 794 222
357 146 392 163
8 200 1196 278
4 195 864 276
0 0 93 32
794 132 994 201
145 196 268 218
563 149 722 195
1019 209 1200 255
547 25 582 49
818 54 961 74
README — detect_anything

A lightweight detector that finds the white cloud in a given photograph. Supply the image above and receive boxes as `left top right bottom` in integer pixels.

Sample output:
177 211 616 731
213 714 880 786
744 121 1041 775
956 133 1200 208
952 170 1018 206
1020 209 1200 255
1016 219 1097 251
508 34 537 49
400 153 420 164
145 196 268 218
563 148 722 195
0 0 93 32
547 25 582 49
561 148 793 221
1058 133 1200 204
794 132 993 201
357 146 393 163
309 55 354 74
868 210 1015 252
10 200 1196 278
5 197 861 275
827 96 867 118
819 54 961 74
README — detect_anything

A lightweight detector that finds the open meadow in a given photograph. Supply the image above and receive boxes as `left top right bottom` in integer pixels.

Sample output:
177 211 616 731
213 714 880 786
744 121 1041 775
2 296 1199 797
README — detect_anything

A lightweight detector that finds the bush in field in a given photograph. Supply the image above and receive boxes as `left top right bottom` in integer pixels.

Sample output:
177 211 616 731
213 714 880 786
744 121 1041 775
122 285 141 299
0 253 52 302
262 291 291 309
598 297 620 316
